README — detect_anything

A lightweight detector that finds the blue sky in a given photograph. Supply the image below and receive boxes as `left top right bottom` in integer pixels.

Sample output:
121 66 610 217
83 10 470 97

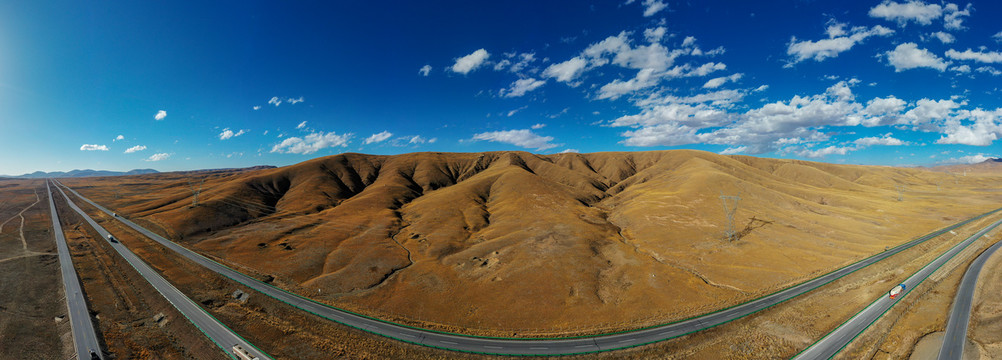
3 1 1002 174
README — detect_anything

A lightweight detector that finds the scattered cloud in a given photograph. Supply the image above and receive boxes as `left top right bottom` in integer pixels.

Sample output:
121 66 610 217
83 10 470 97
219 128 247 140
795 145 856 158
975 66 1002 75
114 135 124 141
703 73 743 89
364 131 393 144
543 57 588 83
124 145 146 153
597 68 660 100
720 146 747 155
472 129 557 150
154 110 167 121
930 31 955 44
145 153 170 162
296 121 308 129
559 149 579 153
253 105 261 110
271 131 353 154
419 64 432 76
641 0 668 17
507 105 527 117
942 154 998 164
531 123 546 129
853 133 910 146
786 22 894 64
500 78 546 98
408 135 429 144
80 144 109 151
884 42 950 72
994 31 1002 42
451 49 490 74
944 49 1002 63
268 96 282 106
868 1 945 26
287 96 304 105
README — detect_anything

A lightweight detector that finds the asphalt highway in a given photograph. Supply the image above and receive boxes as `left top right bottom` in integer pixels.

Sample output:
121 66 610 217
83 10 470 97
53 180 1002 356
51 180 270 360
46 179 103 360
792 217 1002 360
937 237 1002 359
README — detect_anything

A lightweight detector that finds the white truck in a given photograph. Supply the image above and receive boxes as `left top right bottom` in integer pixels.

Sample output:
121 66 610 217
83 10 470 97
232 345 260 360
888 283 906 299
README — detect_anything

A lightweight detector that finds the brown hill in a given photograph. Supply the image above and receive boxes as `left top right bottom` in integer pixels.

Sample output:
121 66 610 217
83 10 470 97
930 158 1002 174
62 150 1002 333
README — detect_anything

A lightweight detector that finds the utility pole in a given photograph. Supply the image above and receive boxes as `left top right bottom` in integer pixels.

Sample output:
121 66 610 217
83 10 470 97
896 185 905 202
187 179 204 207
720 192 741 241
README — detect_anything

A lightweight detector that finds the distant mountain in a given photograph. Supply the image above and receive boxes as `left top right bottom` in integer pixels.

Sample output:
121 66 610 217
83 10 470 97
5 168 160 178
929 158 1002 173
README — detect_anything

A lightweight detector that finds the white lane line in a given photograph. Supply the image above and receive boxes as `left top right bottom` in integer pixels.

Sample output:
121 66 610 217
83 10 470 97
483 345 502 349
575 344 594 348
440 340 458 345
530 347 548 350
618 339 633 343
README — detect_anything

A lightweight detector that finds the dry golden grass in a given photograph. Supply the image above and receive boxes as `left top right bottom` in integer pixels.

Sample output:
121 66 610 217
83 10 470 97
60 150 1002 336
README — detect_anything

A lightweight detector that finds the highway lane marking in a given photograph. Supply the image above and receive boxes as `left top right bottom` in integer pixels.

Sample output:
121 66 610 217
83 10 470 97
483 345 503 349
618 339 634 343
440 340 458 345
530 347 549 350
575 345 593 348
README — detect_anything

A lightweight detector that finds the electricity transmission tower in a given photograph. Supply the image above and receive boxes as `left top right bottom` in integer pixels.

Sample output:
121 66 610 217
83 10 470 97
188 179 204 207
720 192 741 241
896 185 906 201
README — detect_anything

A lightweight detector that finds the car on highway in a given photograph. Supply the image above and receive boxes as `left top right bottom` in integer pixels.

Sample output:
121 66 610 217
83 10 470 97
89 349 100 360
107 234 118 243
232 345 259 360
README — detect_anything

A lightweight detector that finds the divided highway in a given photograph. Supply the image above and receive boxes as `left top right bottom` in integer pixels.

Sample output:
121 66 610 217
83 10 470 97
792 217 1002 360
50 180 271 360
937 237 1002 359
53 180 1002 356
46 180 103 360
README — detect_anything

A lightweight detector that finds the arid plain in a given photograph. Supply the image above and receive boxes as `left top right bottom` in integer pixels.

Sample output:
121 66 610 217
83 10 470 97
7 149 1002 359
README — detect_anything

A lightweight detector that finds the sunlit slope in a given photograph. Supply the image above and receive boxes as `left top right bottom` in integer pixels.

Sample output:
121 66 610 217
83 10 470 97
63 150 1002 331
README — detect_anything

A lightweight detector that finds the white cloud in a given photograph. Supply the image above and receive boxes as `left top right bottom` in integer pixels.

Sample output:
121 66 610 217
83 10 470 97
995 31 1002 42
719 146 747 155
253 106 261 110
268 96 282 106
296 121 307 129
641 0 668 17
559 149 579 154
942 154 998 164
408 135 428 144
472 129 557 150
287 96 304 105
543 57 588 83
219 128 247 140
531 123 546 129
364 131 393 144
644 27 667 42
787 24 894 64
951 64 971 73
493 59 511 71
703 73 743 89
419 65 432 76
154 110 167 121
80 144 109 151
795 145 856 158
862 96 907 126
597 68 660 100
975 66 1002 75
271 131 352 154
943 3 972 30
853 133 909 146
451 49 490 74
885 42 950 72
507 106 527 117
124 145 146 153
930 31 955 44
936 108 1002 146
868 1 944 26
945 49 1002 63
500 78 546 98
508 53 537 74
145 153 170 162
114 135 124 141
